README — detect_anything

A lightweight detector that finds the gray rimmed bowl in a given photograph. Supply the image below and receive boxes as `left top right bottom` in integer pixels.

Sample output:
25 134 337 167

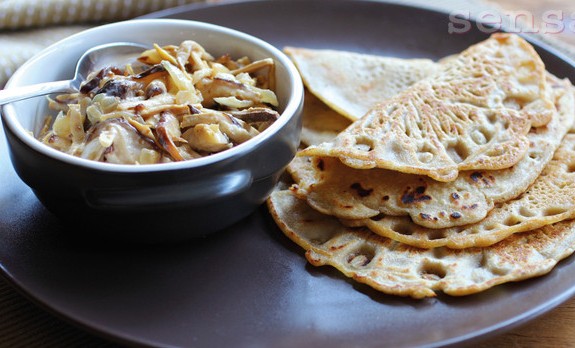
1 19 304 243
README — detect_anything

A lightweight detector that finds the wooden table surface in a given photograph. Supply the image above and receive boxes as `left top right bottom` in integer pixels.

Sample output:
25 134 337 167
478 2 575 347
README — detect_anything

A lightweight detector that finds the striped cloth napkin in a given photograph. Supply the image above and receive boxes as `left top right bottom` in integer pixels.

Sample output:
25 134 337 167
0 0 209 88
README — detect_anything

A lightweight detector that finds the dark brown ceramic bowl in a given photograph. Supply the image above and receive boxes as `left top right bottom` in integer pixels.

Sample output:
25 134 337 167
1 19 304 242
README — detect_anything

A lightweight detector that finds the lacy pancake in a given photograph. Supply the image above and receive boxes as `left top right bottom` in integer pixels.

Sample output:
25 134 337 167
348 130 575 249
294 51 441 147
291 75 573 229
298 34 555 182
268 190 575 299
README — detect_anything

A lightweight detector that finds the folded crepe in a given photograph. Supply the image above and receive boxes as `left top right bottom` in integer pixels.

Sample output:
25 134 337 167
298 34 555 182
285 46 439 121
292 49 441 147
290 76 573 229
346 127 575 249
268 190 575 298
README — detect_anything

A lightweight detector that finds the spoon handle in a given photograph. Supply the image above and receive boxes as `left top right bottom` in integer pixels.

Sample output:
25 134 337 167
0 80 74 105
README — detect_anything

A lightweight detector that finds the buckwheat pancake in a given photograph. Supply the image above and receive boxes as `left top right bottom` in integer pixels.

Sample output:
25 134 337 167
284 46 439 121
348 130 575 249
298 34 555 182
290 75 573 229
268 190 575 298
299 57 441 146
300 90 351 146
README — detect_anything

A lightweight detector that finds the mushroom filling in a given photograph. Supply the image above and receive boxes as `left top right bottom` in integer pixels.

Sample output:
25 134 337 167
38 40 280 164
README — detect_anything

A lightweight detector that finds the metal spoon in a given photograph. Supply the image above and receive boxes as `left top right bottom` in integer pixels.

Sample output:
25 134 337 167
0 42 150 105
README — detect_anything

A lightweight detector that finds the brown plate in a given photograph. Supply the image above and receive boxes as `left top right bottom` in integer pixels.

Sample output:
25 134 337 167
2 1 575 347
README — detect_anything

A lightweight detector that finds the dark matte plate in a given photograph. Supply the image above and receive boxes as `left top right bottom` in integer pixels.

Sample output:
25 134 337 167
2 1 575 347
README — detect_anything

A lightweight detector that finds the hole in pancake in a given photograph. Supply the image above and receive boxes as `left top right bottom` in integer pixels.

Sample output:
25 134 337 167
417 142 435 163
483 222 499 231
519 206 536 218
468 227 481 235
307 225 339 245
528 151 541 160
503 96 528 110
370 213 385 221
391 221 413 236
503 215 523 226
480 253 509 276
314 157 325 171
417 151 434 163
567 162 575 173
353 135 374 152
350 183 373 197
346 244 376 268
420 260 447 280
470 128 491 145
543 206 568 217
446 139 470 163
480 126 494 142
453 226 465 233
486 111 499 124
432 247 448 259
427 229 446 241
491 267 509 276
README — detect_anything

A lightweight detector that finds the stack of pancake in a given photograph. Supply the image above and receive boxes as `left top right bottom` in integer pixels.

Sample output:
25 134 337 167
267 33 575 298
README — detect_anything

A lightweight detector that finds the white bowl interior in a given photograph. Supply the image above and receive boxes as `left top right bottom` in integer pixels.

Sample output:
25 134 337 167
2 19 302 172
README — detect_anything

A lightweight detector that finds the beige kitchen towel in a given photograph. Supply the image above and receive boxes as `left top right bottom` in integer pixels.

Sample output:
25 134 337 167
0 0 208 87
